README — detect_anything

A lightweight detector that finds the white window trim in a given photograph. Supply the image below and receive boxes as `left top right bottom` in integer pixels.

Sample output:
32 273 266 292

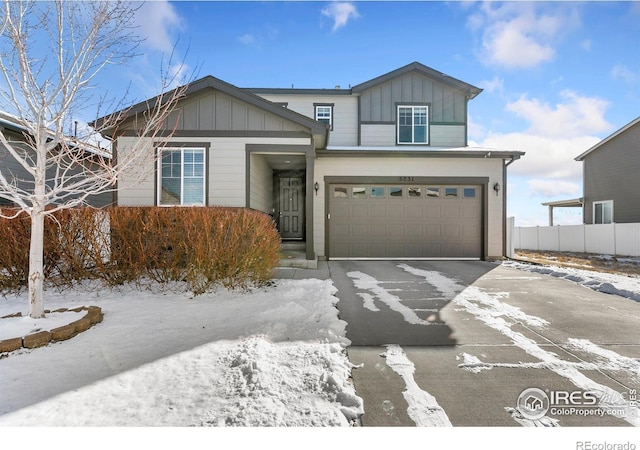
314 104 333 130
157 147 207 206
397 105 429 145
593 200 614 224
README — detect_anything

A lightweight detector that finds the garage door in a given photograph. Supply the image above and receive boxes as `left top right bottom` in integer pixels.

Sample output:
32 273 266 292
329 184 483 258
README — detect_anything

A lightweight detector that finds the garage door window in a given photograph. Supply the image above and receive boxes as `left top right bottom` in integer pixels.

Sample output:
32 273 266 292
352 187 366 198
426 187 440 198
390 187 403 197
445 187 458 198
408 187 421 198
463 187 477 198
334 187 348 198
371 187 385 198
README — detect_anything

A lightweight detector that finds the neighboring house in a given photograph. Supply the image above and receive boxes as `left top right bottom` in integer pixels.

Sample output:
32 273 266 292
575 116 640 224
96 62 524 261
0 111 114 208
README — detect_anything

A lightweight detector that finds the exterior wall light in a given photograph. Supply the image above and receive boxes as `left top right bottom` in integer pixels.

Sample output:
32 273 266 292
493 182 500 196
314 182 320 196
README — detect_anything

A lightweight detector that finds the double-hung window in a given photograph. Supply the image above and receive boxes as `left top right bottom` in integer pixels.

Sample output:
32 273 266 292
593 200 613 224
315 104 333 130
397 105 428 144
158 147 206 206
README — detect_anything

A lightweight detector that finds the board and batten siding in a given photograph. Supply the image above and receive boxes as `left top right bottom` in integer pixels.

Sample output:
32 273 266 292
116 136 310 207
583 122 640 224
313 157 505 259
254 93 358 146
359 72 467 125
121 89 310 134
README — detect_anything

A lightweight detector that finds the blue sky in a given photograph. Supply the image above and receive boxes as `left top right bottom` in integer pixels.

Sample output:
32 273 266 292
104 1 640 226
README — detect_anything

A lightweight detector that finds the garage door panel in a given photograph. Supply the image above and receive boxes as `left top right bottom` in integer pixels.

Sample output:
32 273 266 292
425 223 443 239
443 204 461 219
387 204 404 218
424 204 442 218
329 183 482 258
406 224 424 239
351 204 368 218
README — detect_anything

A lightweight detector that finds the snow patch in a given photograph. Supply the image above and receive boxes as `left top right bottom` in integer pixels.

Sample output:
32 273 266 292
566 338 640 381
382 344 452 427
504 260 640 302
347 271 433 325
505 407 560 427
356 292 380 312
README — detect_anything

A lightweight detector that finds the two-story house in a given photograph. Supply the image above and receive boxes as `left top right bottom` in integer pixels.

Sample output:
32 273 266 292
96 62 523 262
575 116 640 224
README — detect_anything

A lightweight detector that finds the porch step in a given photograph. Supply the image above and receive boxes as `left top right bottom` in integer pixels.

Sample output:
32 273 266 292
279 241 317 269
278 256 318 269
280 241 306 251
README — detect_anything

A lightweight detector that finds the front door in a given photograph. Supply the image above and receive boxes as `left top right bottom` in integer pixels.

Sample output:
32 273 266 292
278 176 304 239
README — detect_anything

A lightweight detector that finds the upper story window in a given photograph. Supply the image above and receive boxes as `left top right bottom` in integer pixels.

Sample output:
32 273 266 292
593 200 613 224
397 105 428 144
314 104 333 130
158 147 206 206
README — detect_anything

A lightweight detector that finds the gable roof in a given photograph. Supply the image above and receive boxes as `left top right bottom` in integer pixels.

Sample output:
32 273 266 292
351 61 483 99
93 75 329 138
575 116 640 161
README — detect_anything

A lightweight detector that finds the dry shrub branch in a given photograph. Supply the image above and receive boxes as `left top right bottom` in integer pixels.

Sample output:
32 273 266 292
0 207 280 295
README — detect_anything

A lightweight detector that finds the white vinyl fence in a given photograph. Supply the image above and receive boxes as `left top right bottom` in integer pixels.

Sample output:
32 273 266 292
509 220 640 257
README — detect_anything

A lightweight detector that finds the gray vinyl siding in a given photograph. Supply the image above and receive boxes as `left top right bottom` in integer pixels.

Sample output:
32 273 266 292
249 153 273 213
254 93 358 146
0 139 114 208
359 72 467 125
583 122 640 223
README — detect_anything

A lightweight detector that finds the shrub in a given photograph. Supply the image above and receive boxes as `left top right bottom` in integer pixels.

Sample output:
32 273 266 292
0 207 281 295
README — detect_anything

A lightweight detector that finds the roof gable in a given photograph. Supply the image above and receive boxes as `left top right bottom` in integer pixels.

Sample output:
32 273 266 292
575 116 640 161
95 75 328 137
352 62 482 99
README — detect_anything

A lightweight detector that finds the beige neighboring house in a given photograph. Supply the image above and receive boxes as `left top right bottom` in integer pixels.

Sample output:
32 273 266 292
96 62 524 262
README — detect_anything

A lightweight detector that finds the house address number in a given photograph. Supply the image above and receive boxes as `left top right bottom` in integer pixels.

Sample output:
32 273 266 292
398 176 415 182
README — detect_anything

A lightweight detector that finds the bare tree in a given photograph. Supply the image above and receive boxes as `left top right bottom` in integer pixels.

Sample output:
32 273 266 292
0 0 186 318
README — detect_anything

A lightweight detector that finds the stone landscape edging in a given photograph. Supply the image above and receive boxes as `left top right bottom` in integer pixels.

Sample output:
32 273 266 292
0 306 103 353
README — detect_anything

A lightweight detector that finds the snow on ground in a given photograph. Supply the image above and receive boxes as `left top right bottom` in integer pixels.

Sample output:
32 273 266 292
0 279 363 426
503 259 640 302
382 345 452 427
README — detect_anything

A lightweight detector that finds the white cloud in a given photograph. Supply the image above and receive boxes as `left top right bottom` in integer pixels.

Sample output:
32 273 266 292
470 3 576 69
135 1 184 53
238 34 256 46
321 2 360 32
527 179 581 198
611 64 638 85
479 76 504 94
506 90 612 138
479 132 598 180
581 39 592 51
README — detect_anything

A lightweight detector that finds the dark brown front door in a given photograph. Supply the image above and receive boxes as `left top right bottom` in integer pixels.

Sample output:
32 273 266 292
278 177 304 239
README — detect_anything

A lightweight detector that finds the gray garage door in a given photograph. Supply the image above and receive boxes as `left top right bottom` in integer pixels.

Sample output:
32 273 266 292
329 184 483 258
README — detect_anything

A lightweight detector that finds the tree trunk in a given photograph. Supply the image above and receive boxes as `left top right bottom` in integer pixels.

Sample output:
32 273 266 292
28 205 46 319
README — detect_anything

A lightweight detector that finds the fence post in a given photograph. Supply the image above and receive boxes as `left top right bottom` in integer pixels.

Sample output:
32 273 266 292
506 217 515 258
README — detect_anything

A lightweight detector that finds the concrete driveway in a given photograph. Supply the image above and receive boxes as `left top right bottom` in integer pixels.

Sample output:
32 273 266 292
329 260 640 427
